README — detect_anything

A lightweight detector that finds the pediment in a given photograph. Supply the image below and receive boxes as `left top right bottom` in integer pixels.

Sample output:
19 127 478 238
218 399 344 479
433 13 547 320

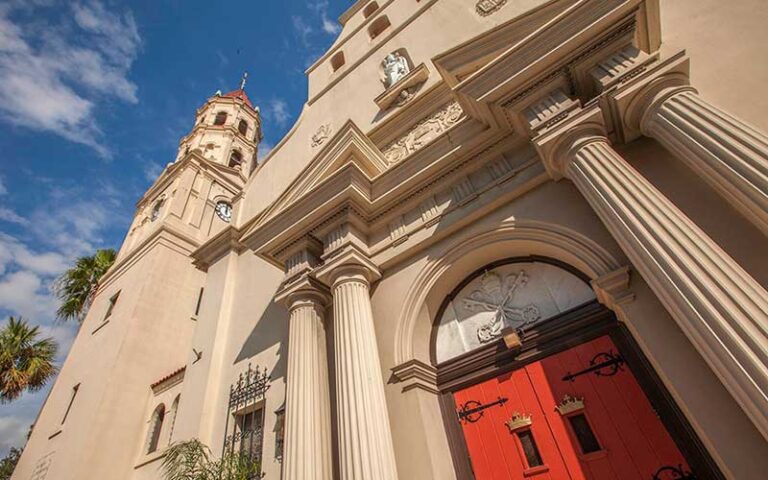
433 0 581 87
252 121 387 227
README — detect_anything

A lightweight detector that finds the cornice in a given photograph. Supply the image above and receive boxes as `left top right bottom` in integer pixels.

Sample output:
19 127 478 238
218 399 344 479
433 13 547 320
191 225 245 271
99 224 201 291
138 153 244 209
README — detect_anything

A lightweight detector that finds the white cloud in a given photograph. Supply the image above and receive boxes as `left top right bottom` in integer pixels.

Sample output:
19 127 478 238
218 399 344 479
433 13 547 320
0 233 68 277
268 99 290 127
0 1 142 158
0 207 28 226
0 270 56 319
291 16 313 47
0 416 28 453
307 1 340 35
0 177 7 195
143 160 164 183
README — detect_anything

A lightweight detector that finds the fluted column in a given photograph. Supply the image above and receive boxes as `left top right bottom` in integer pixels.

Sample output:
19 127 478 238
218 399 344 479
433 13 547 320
535 107 768 440
640 86 768 235
279 283 333 480
317 248 399 480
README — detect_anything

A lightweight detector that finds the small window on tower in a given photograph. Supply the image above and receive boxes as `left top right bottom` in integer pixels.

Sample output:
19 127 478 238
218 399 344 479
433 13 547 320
363 2 379 18
368 16 391 40
214 111 228 125
146 404 165 454
238 120 248 135
229 150 243 169
330 51 345 72
104 291 120 320
151 198 164 222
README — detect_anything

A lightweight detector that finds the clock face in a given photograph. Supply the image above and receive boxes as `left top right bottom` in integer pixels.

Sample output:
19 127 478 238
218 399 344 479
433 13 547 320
215 201 232 222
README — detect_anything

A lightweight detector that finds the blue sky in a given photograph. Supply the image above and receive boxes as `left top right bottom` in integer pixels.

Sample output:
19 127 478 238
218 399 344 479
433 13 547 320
0 0 349 455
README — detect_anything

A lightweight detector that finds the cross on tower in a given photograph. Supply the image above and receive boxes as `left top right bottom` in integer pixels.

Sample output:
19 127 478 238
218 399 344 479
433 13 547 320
240 72 248 90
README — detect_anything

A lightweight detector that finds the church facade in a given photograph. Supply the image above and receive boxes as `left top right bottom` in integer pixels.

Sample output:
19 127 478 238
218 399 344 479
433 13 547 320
12 0 768 479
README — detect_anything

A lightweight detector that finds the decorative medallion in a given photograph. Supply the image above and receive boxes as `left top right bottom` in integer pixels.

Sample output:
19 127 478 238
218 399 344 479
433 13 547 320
506 412 533 431
381 101 463 165
461 270 541 344
555 395 585 415
476 0 508 16
311 123 332 148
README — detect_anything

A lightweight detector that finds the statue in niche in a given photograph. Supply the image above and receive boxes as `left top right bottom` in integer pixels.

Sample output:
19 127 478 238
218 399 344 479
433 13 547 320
382 52 410 88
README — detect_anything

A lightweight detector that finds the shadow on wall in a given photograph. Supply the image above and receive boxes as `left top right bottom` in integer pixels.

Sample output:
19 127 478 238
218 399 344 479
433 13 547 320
235 300 290 381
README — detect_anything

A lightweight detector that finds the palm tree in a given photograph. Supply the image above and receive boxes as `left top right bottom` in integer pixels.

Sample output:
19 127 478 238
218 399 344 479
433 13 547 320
161 439 260 480
54 248 116 322
0 317 58 403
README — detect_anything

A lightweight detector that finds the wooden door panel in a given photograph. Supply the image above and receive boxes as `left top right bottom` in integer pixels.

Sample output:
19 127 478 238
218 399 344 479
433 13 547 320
453 336 691 480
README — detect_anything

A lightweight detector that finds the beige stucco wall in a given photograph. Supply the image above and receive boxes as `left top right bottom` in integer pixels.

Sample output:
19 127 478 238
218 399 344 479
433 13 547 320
14 1 768 479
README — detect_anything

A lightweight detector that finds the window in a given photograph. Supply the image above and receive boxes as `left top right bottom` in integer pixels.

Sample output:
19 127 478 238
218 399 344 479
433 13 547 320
368 16 390 40
62 384 80 425
516 429 544 468
274 406 285 461
194 288 204 316
214 111 228 125
568 414 601 454
238 120 248 135
231 408 264 465
167 396 180 446
229 150 243 168
330 51 345 72
151 198 164 222
363 1 379 18
104 291 120 321
147 404 165 454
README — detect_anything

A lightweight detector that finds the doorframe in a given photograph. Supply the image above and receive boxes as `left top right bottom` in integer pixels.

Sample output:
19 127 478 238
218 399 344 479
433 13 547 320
432 258 725 480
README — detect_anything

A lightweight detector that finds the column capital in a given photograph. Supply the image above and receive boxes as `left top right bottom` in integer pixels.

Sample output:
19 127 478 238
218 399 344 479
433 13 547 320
531 104 609 180
314 245 381 289
275 275 331 311
604 50 692 142
590 266 635 311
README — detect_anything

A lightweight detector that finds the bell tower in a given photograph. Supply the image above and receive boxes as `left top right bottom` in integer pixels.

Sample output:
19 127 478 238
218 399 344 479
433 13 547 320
117 75 262 261
178 73 263 174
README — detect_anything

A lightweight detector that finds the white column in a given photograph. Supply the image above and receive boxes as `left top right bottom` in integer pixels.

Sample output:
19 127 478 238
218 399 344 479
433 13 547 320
641 86 768 235
281 288 333 480
327 264 399 480
538 121 768 440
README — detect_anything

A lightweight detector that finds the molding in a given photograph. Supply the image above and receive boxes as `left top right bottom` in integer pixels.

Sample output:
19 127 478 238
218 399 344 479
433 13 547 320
191 225 245 271
314 244 382 287
591 266 635 310
390 359 439 394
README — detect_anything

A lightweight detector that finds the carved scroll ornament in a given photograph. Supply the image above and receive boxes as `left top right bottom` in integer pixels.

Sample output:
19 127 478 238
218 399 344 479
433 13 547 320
381 102 463 165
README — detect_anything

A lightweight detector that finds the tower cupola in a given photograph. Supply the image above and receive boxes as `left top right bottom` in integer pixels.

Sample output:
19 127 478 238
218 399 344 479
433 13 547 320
177 73 263 176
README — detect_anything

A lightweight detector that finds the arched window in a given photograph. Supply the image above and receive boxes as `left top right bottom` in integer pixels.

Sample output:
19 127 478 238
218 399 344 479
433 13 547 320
214 111 228 126
434 260 596 363
167 396 180 446
368 16 391 40
363 1 379 18
238 120 248 135
229 150 243 169
150 198 164 222
147 404 165 453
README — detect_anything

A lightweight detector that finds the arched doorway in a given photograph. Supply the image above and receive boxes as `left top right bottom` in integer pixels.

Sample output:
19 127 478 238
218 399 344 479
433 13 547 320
432 257 722 480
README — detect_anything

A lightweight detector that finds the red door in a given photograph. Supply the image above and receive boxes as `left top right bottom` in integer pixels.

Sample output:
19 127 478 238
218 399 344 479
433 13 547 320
454 336 692 480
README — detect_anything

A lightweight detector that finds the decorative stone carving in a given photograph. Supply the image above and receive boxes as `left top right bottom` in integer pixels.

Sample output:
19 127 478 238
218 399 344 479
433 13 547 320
311 124 332 148
381 102 463 164
461 270 542 343
382 52 410 88
476 0 508 16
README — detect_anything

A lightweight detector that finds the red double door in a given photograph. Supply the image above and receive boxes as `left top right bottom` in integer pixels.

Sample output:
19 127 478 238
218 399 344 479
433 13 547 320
454 336 691 480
